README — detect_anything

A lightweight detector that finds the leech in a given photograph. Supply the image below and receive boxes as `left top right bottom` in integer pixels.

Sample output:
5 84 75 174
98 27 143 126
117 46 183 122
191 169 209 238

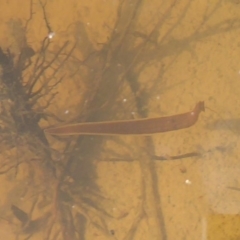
153 152 201 161
44 101 205 136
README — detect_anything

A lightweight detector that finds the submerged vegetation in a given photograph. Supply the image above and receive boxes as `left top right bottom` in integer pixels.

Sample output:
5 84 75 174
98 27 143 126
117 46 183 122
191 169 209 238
0 0 239 239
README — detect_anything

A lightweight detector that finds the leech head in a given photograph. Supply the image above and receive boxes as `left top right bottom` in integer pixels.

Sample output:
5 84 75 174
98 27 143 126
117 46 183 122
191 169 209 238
189 102 204 117
193 101 205 115
188 101 205 120
198 101 205 112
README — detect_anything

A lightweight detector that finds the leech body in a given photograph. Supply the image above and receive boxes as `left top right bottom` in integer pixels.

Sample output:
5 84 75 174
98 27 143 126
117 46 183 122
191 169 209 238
44 101 205 136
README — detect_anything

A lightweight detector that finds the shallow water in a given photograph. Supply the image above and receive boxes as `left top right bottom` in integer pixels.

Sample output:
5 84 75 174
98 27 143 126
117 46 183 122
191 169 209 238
0 0 240 239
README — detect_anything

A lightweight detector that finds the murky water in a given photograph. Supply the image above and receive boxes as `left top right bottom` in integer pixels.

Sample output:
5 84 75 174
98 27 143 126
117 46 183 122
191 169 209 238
0 0 240 239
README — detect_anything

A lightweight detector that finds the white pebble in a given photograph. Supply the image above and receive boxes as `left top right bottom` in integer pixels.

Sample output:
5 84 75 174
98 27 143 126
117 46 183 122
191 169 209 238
185 179 192 185
48 32 55 39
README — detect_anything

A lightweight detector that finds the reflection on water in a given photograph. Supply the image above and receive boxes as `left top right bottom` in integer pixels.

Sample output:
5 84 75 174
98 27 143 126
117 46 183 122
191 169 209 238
0 0 240 239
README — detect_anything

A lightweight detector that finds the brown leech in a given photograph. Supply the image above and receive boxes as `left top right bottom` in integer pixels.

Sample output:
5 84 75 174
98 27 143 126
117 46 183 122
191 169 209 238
44 101 205 136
